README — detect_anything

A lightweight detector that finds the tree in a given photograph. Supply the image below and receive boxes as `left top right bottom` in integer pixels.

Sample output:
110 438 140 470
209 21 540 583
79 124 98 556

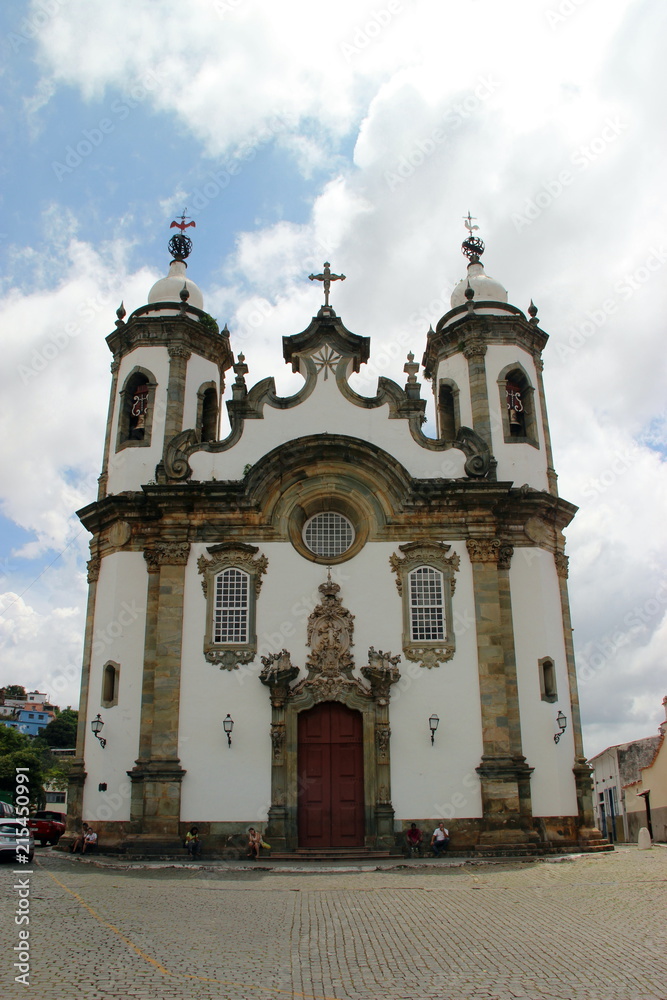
40 709 78 748
0 684 27 701
0 745 45 807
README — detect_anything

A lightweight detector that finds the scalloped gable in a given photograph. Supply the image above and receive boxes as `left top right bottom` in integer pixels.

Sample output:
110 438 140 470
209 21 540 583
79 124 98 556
282 306 370 374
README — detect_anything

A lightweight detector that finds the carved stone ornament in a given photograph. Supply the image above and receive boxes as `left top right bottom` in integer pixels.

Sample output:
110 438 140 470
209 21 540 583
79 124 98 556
462 338 487 362
87 556 101 584
144 541 191 568
167 345 192 361
164 428 199 481
554 552 569 578
466 538 501 563
289 575 400 705
404 644 455 670
498 544 514 570
260 650 300 707
207 648 256 671
198 543 268 598
270 722 286 761
376 726 391 762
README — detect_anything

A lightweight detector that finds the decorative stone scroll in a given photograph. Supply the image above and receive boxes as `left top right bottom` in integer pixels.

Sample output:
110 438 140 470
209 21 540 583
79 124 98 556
554 552 569 578
466 538 501 563
143 541 190 570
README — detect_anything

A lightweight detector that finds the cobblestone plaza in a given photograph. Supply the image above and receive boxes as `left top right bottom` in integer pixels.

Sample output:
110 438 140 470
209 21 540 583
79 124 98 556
1 847 665 1000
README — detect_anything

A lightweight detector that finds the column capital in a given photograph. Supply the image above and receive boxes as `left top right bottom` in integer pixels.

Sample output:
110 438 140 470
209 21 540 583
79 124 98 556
167 345 191 361
555 552 569 578
466 537 501 563
463 339 487 362
87 556 101 583
144 542 190 570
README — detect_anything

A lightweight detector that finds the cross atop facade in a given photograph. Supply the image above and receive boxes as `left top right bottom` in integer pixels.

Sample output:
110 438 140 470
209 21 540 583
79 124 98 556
308 261 346 307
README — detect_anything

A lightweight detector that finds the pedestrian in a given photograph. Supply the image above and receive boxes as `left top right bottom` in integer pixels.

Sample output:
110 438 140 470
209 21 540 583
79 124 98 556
82 825 98 853
247 827 262 859
184 826 202 858
430 822 450 856
70 823 88 853
406 823 423 856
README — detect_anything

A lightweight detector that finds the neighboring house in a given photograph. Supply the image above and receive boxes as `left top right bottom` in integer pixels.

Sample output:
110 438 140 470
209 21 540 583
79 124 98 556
589 697 667 842
624 697 667 842
14 709 53 737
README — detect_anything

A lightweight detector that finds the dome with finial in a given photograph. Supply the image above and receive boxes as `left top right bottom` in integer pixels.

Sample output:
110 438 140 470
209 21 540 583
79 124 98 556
449 213 507 310
146 211 204 312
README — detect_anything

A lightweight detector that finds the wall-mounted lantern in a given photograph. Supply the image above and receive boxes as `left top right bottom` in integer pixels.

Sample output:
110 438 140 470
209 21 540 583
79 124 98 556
91 713 107 749
223 714 234 748
554 710 567 744
429 713 440 746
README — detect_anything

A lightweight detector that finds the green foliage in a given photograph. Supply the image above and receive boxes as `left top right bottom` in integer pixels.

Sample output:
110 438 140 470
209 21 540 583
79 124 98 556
0 684 27 700
0 749 45 807
198 312 219 335
41 710 78 748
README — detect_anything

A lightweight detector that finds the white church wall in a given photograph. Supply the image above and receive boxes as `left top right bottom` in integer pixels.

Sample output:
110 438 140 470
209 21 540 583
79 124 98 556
510 548 578 816
390 541 484 821
189 372 467 483
483 345 549 491
107 345 170 494
182 354 221 432
81 551 148 823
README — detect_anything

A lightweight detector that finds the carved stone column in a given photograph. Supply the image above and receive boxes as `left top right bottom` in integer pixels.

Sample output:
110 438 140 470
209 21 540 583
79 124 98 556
260 651 300 852
467 538 534 844
463 340 492 448
98 357 120 500
362 651 401 847
554 551 600 840
128 541 189 841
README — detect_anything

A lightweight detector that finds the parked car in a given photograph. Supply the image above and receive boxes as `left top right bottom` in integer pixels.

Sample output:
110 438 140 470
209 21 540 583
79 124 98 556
29 811 66 847
0 819 34 862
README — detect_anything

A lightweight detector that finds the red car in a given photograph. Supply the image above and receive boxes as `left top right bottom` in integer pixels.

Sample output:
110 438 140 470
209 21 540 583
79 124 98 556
28 810 66 847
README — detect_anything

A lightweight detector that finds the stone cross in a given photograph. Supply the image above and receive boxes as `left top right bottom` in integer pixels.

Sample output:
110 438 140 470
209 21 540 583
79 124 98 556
309 262 346 306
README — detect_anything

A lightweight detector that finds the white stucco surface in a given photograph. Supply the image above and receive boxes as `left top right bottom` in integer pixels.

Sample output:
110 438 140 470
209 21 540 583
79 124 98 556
82 551 148 822
510 548 578 816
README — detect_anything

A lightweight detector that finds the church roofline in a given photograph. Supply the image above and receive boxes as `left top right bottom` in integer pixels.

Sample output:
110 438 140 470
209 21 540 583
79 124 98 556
422 311 549 380
283 310 370 372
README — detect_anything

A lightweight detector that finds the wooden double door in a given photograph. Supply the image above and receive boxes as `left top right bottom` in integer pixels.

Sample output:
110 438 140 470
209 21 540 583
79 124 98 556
297 702 365 848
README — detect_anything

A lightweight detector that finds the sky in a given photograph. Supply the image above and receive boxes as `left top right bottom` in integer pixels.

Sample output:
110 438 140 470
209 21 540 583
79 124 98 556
0 0 664 759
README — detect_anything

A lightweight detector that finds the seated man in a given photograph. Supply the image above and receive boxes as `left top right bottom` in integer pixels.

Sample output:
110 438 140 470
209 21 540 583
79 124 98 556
70 823 89 853
184 826 202 858
406 823 423 856
430 822 450 857
82 825 97 853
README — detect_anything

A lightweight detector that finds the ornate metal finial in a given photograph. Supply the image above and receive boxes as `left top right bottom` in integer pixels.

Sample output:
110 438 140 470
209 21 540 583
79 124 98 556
169 209 196 261
309 261 346 307
462 211 485 263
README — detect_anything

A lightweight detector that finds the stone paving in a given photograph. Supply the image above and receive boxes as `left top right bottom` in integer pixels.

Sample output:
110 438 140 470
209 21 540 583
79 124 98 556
0 846 665 1000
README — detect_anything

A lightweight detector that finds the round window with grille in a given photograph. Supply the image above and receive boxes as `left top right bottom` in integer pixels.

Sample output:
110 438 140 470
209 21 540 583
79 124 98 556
302 512 355 558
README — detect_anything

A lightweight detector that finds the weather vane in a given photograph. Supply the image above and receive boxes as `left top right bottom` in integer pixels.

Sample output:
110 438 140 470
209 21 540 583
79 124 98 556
461 211 485 262
309 261 346 307
168 209 196 261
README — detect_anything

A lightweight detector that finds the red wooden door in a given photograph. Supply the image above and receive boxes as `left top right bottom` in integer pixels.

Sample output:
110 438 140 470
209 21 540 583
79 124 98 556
297 702 364 848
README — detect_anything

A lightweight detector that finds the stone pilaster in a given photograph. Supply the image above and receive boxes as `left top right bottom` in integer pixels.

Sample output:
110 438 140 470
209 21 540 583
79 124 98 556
65 553 100 838
554 551 599 840
533 353 558 496
467 538 534 843
164 345 191 447
128 542 189 839
97 358 120 501
463 340 492 448
260 652 300 852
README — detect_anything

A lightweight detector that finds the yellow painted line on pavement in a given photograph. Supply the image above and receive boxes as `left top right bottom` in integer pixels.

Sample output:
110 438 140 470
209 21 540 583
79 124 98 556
43 867 344 1000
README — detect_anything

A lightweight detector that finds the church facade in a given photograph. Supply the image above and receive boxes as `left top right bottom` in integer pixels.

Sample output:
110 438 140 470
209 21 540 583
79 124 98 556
67 226 602 855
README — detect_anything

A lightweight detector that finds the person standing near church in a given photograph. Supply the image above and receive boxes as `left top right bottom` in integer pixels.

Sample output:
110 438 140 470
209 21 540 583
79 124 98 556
430 822 450 856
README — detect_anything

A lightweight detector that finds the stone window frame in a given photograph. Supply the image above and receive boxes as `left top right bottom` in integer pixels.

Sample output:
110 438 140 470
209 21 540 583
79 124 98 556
497 361 539 448
437 377 461 442
198 543 268 670
538 655 558 703
389 542 459 669
101 660 120 708
196 380 219 443
116 366 157 451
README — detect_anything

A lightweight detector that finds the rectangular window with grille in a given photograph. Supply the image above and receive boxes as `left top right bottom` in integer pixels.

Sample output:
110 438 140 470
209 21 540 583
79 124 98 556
214 568 249 643
409 566 445 641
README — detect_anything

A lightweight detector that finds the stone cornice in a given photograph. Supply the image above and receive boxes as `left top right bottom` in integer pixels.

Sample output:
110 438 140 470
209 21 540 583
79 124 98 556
106 313 233 371
423 314 549 380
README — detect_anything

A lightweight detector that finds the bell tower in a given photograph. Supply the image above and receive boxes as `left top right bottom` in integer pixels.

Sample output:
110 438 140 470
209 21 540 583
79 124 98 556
423 216 558 495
